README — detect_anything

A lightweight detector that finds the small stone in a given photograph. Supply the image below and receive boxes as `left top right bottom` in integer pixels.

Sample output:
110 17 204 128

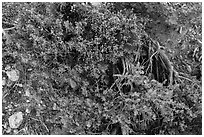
6 69 20 82
8 112 23 129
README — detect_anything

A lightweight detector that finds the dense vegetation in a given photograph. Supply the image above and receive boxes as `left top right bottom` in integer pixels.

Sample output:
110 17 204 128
2 2 202 135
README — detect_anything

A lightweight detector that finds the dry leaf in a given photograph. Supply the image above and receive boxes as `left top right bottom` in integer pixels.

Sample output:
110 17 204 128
186 65 192 72
69 78 77 89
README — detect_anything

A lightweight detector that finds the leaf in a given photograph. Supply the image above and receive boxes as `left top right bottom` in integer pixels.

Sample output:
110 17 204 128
69 78 77 90
186 65 192 72
6 69 20 82
2 77 6 86
86 120 92 128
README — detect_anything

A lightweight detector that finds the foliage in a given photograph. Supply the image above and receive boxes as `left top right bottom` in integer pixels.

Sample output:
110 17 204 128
2 2 202 135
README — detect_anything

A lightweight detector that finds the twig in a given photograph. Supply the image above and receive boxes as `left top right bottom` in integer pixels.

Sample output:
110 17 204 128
108 76 121 90
121 57 126 75
30 117 49 133
2 21 17 26
3 26 16 31
197 39 202 45
177 75 193 82
39 118 49 134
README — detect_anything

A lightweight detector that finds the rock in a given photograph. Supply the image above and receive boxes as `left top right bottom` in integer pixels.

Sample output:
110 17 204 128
6 69 20 82
8 112 23 129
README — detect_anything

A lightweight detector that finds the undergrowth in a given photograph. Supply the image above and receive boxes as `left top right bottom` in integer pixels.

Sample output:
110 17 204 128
2 2 202 135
